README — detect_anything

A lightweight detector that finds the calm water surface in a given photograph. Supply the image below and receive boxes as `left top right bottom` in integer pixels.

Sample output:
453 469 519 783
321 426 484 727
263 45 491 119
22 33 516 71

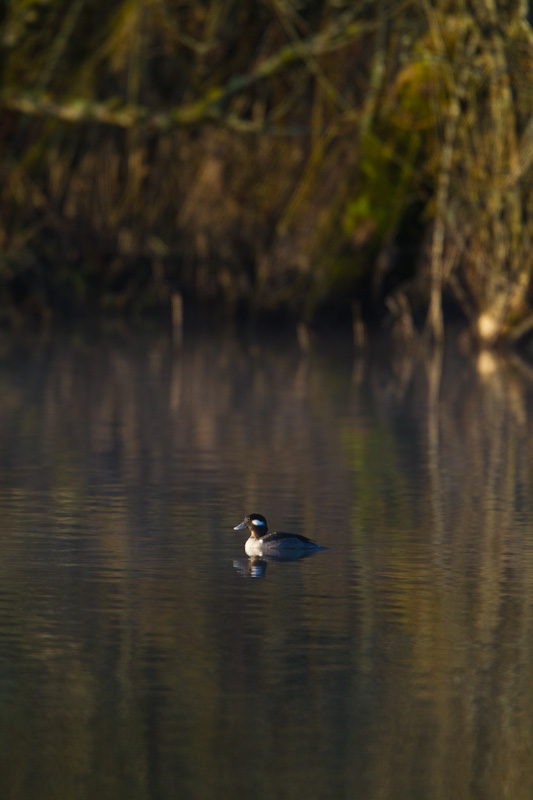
0 330 532 800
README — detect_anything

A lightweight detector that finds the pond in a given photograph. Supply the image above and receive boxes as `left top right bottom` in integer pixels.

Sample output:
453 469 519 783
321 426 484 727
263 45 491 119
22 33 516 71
0 328 532 800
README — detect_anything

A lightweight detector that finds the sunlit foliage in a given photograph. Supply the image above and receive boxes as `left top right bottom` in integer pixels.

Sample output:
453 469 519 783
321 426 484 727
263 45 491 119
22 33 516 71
1 1 533 344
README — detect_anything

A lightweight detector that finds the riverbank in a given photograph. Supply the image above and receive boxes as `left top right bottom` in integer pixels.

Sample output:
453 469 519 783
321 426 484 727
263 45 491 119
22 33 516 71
2 2 533 347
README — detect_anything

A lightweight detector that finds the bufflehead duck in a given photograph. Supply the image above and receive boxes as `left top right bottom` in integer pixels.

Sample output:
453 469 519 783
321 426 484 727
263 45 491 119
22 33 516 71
233 513 326 557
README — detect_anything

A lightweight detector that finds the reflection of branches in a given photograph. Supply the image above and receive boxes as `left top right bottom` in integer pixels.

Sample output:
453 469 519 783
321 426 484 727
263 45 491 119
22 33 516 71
425 344 444 548
352 339 533 799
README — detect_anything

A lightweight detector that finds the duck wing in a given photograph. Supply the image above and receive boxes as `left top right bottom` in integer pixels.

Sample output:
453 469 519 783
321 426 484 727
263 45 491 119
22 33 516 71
265 531 319 545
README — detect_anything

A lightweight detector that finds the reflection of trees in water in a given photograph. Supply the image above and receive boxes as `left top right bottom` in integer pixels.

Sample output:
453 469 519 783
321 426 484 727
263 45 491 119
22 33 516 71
0 334 533 797
351 343 533 800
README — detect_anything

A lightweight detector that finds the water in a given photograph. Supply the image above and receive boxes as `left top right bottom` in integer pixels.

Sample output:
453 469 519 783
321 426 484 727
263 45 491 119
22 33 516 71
0 330 532 799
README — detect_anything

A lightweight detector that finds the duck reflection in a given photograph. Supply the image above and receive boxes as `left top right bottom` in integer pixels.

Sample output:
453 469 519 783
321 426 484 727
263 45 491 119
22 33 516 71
233 557 268 578
233 547 324 578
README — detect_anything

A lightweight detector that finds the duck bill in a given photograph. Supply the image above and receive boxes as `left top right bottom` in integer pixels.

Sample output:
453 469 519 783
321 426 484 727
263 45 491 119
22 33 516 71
234 521 248 530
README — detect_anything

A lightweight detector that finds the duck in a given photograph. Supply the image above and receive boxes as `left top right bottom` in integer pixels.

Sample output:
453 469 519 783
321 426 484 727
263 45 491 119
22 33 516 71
233 513 326 558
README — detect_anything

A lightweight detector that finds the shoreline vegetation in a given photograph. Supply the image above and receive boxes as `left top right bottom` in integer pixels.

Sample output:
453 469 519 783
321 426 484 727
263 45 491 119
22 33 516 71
2 1 533 350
